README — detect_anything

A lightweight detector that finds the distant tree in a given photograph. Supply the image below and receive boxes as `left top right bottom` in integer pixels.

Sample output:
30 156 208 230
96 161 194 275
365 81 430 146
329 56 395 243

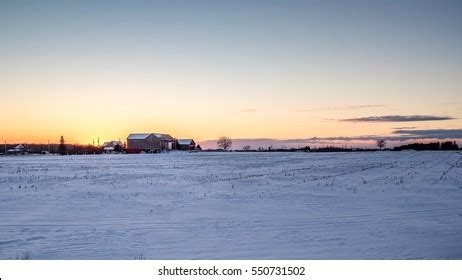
377 139 386 150
393 142 440 151
243 145 252 151
114 144 122 153
441 141 459 150
217 137 232 151
58 136 66 155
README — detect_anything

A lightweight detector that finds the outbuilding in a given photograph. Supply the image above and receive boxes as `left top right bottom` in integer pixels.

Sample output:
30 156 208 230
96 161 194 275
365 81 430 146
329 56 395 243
177 139 196 150
153 133 177 150
7 144 26 154
102 141 123 153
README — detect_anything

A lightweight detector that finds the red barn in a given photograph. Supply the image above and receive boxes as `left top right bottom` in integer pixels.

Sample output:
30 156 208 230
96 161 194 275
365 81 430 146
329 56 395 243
126 133 177 153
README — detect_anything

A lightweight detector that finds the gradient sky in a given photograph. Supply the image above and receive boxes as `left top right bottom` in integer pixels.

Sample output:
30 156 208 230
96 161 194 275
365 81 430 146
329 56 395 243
2 0 462 146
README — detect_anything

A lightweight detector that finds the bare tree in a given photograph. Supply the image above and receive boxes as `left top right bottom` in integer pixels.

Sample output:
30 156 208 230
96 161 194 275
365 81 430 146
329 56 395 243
242 145 252 151
217 137 232 151
114 144 122 153
377 139 386 150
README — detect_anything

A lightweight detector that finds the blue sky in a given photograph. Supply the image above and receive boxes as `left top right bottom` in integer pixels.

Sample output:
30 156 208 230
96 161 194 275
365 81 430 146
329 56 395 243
1 0 461 146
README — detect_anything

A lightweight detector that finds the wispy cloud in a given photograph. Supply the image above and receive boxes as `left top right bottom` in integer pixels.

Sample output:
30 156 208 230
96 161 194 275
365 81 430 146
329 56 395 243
392 129 462 139
393 126 416 130
296 104 384 112
341 115 455 122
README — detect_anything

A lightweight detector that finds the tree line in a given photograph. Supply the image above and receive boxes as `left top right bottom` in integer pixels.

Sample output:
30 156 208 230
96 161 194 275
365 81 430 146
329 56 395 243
393 141 459 151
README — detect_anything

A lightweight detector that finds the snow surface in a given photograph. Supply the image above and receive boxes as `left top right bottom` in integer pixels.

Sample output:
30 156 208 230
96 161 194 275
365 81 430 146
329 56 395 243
0 151 461 259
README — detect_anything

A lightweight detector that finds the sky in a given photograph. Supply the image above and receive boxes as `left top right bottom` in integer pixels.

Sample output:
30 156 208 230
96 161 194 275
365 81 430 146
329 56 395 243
1 0 462 148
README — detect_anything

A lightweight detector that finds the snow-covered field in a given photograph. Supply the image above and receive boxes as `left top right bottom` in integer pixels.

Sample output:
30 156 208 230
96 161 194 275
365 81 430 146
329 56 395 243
0 151 461 259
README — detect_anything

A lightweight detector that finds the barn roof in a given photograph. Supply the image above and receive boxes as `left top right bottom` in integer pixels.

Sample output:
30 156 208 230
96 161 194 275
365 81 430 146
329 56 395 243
178 139 194 145
103 141 122 147
127 133 152 140
14 144 25 150
128 133 175 141
153 133 175 141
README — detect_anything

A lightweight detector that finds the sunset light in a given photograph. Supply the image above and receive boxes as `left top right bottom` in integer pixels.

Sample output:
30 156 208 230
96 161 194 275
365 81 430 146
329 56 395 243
2 1 461 148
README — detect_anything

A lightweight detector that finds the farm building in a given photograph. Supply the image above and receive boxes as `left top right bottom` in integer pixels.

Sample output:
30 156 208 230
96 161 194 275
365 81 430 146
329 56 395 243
102 140 123 153
126 133 176 153
153 133 177 150
7 144 26 154
177 139 196 150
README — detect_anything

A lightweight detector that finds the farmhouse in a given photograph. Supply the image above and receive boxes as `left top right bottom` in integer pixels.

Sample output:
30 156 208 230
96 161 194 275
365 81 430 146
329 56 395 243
7 144 26 154
177 139 196 150
102 140 123 153
126 133 176 153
